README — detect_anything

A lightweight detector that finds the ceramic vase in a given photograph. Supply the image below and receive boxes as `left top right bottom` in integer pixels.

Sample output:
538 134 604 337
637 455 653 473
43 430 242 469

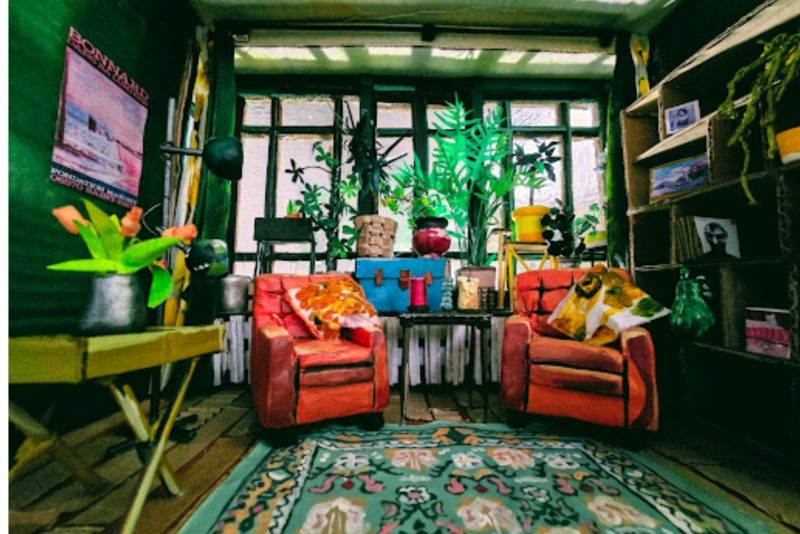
79 274 147 336
412 217 451 257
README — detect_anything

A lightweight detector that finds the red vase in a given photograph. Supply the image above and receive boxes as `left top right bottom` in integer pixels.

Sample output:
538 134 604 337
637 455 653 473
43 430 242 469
412 217 451 257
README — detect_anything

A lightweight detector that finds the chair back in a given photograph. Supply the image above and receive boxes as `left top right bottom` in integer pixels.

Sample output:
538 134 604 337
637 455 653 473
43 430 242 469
515 268 631 336
253 273 352 337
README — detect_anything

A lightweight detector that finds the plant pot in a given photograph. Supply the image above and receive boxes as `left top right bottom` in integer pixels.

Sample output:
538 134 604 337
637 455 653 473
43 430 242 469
584 230 608 249
512 206 549 243
79 274 147 336
285 213 302 219
776 127 800 164
218 275 251 314
412 217 451 257
355 215 397 258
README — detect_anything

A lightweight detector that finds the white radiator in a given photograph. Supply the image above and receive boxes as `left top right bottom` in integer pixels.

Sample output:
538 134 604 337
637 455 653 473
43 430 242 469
213 315 504 386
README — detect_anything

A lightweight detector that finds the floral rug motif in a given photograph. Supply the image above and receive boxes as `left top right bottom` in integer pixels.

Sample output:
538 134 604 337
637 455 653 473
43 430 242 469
182 423 768 533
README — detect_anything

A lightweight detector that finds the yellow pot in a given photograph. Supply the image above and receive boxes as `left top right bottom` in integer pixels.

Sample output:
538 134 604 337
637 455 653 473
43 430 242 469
512 205 550 243
776 126 800 164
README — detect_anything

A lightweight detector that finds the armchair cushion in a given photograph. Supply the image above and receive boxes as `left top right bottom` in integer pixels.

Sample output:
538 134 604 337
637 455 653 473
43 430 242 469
529 336 624 373
285 278 379 339
294 338 373 369
530 365 623 396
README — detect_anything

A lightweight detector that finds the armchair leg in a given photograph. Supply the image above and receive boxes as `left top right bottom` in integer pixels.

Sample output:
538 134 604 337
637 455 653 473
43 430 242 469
358 413 385 431
263 427 300 448
506 409 528 428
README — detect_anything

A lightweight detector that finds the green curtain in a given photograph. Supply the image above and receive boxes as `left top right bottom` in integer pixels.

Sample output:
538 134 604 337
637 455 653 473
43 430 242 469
605 32 637 267
198 33 236 241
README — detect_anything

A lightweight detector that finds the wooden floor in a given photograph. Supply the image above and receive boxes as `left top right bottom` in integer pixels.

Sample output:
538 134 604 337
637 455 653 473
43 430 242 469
9 385 800 533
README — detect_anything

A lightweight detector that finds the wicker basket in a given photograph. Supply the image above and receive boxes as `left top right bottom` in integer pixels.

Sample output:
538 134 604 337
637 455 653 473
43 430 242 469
355 215 397 258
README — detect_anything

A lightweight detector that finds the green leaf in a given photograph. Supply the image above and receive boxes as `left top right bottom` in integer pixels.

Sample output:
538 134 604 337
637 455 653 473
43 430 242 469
119 237 181 273
75 221 107 259
148 265 173 308
83 199 123 260
47 258 120 272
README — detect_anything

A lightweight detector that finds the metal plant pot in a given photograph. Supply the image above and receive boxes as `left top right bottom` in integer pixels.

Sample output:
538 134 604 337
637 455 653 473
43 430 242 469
218 275 251 314
79 274 147 336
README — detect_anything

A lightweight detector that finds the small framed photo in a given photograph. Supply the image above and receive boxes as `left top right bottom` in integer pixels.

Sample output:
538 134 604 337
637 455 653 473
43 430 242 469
665 100 701 135
650 154 710 202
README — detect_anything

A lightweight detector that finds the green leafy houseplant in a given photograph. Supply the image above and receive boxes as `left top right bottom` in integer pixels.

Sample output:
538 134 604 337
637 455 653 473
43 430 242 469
386 97 554 267
48 199 182 308
718 29 800 204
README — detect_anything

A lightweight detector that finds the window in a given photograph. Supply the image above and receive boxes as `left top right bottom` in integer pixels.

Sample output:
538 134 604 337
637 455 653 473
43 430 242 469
234 87 606 275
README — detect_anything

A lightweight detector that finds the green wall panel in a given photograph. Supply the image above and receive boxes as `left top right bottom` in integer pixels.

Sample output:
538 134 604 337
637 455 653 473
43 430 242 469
9 0 197 335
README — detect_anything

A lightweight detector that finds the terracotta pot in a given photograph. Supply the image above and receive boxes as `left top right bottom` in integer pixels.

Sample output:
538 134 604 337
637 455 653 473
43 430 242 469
285 213 302 219
412 217 451 257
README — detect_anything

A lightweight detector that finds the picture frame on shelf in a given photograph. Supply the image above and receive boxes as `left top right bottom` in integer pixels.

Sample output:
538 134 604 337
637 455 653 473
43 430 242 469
665 100 701 135
650 154 710 202
693 216 740 259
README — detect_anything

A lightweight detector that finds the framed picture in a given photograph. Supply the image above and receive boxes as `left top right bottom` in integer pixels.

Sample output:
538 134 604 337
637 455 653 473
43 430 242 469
665 100 701 135
650 154 710 201
693 216 740 259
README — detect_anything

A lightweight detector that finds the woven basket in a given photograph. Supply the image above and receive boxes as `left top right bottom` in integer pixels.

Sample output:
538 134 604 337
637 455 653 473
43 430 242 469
355 215 398 258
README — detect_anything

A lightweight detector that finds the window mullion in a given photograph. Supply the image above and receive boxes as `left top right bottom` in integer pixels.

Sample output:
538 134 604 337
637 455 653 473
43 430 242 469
561 101 574 215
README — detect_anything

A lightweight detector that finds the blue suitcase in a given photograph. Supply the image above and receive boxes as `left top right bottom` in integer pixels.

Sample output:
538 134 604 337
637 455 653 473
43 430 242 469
355 258 448 313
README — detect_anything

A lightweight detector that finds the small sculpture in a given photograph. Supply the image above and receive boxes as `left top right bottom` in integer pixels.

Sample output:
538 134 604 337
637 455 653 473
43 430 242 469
670 268 715 338
457 276 480 310
440 277 455 311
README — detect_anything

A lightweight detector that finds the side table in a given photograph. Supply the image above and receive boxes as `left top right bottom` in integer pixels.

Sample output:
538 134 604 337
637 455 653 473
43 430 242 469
398 312 493 424
9 325 224 534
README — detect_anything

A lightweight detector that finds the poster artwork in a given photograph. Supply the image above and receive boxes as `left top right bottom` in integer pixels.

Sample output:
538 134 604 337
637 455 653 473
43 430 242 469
50 27 149 208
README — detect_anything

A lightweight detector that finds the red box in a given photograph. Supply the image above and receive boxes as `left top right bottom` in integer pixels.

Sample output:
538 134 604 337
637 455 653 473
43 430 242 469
745 307 790 359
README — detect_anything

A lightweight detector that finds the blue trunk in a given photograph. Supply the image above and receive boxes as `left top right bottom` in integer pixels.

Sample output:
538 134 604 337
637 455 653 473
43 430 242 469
355 258 448 313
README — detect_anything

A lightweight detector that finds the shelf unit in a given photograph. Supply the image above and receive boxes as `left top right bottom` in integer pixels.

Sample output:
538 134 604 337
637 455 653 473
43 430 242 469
621 0 800 462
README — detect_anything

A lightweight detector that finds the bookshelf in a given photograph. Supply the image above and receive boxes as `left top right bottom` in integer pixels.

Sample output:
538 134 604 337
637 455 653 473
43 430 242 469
621 0 800 462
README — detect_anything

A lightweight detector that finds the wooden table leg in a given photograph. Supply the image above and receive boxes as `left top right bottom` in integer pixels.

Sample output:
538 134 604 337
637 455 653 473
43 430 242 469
8 402 109 493
121 358 197 534
469 326 477 409
400 325 411 425
480 324 490 423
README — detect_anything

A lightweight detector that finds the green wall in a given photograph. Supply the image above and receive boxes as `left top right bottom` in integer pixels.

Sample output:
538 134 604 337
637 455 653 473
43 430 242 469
9 0 197 335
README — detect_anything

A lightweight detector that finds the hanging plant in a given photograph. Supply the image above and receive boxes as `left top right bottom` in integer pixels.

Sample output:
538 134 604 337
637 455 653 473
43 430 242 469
718 30 800 204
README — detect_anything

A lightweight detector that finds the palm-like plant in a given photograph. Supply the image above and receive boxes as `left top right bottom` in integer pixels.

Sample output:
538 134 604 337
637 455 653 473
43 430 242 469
387 97 551 266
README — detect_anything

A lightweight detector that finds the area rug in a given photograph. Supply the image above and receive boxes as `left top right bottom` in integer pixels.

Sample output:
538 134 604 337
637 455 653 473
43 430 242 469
181 422 773 533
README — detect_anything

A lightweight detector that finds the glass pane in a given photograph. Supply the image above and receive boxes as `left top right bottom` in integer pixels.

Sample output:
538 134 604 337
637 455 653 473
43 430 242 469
512 135 564 209
378 136 415 252
571 137 605 224
483 101 501 120
242 97 271 126
272 260 327 275
280 97 334 126
339 135 360 241
510 102 560 127
233 261 256 277
377 102 412 129
343 96 361 128
275 135 334 252
234 134 269 253
570 103 600 128
427 104 446 129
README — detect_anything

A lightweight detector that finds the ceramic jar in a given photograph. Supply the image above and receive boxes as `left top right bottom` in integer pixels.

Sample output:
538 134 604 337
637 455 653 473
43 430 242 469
412 217 451 257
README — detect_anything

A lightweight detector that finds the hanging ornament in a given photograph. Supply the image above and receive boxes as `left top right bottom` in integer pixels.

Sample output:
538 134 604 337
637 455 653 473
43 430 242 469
670 268 715 338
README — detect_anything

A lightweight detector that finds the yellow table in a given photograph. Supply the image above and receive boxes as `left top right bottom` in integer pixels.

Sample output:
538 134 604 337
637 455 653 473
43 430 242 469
496 231 551 310
9 325 224 534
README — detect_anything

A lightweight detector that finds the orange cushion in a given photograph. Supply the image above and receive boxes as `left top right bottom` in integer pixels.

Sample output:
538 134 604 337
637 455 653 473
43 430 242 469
297 382 375 424
530 364 623 395
529 336 624 373
294 338 373 369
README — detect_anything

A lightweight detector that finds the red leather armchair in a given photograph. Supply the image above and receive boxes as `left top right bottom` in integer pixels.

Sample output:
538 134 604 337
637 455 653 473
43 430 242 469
501 269 659 431
250 273 390 429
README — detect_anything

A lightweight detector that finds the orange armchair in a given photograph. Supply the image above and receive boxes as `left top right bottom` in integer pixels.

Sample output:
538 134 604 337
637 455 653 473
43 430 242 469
250 274 390 429
500 269 659 431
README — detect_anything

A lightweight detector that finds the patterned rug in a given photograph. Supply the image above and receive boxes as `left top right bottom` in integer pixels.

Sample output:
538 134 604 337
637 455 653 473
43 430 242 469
181 423 773 533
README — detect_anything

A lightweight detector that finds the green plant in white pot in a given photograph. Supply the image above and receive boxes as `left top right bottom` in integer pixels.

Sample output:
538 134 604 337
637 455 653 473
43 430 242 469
49 199 184 335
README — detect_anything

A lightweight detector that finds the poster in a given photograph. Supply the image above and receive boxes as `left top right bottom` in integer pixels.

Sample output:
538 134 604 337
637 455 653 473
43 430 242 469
50 27 149 208
693 216 740 259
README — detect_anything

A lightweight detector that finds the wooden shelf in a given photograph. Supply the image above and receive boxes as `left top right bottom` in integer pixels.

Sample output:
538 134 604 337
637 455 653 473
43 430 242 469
690 341 800 369
635 256 794 273
635 115 710 164
627 86 660 116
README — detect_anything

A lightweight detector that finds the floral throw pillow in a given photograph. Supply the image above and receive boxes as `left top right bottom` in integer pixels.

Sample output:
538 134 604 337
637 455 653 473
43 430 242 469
285 278 380 340
548 266 669 345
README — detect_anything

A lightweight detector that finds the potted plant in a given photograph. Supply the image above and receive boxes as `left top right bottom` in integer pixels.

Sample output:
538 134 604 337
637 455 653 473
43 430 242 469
386 97 554 284
48 199 185 335
573 203 607 249
718 29 800 204
541 201 580 266
285 199 302 218
510 141 561 243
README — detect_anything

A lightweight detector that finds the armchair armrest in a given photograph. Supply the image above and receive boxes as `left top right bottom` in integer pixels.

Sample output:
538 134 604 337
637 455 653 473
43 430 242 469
251 324 297 428
343 324 390 411
620 327 658 431
500 315 533 411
